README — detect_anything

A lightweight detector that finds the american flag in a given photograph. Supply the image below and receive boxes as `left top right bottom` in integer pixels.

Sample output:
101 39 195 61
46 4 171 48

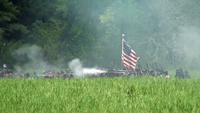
121 39 139 70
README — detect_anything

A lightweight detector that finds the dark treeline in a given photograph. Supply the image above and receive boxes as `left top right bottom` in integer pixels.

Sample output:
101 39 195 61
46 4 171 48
1 0 200 70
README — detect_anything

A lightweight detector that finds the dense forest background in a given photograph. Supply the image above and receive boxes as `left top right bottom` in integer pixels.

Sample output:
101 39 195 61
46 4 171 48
0 0 200 70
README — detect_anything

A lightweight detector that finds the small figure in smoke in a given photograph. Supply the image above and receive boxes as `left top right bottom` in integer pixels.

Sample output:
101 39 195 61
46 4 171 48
109 62 114 71
20 71 25 78
48 70 54 78
33 72 38 78
3 64 7 69
175 68 185 79
135 67 140 77
43 70 50 78
4 71 9 77
184 70 190 78
69 73 74 79
66 69 70 73
9 71 13 78
179 68 185 79
175 69 179 78
62 74 67 79
142 68 148 76
60 71 64 78
164 71 169 78
3 64 9 73
56 72 60 78
25 73 30 78
149 70 155 76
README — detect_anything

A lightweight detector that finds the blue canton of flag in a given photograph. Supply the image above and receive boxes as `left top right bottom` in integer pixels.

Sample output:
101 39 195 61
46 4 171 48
123 41 131 55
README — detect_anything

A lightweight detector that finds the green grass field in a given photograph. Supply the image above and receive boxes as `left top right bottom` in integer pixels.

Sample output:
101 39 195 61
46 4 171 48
0 76 200 112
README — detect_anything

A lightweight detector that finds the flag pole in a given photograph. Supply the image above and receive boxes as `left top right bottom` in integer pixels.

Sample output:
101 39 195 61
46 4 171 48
121 34 125 70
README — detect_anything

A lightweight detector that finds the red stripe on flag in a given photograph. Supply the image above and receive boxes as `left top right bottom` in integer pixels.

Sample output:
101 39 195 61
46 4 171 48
121 57 137 70
122 53 137 64
122 60 135 70
131 51 139 58
122 62 135 70
121 39 139 71
122 58 136 67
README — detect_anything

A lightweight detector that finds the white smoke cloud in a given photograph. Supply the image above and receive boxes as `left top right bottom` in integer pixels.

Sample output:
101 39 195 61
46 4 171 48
83 68 106 75
12 45 106 77
178 26 200 68
13 45 55 72
68 58 106 78
68 58 83 77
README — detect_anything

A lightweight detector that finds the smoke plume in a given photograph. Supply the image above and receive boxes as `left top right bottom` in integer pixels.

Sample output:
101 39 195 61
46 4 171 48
12 45 55 72
68 58 106 78
178 26 200 68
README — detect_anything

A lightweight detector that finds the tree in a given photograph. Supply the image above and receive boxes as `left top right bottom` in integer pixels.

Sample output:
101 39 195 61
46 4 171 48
0 0 28 41
28 18 66 65
53 0 112 67
0 0 28 67
134 0 200 68
99 0 140 68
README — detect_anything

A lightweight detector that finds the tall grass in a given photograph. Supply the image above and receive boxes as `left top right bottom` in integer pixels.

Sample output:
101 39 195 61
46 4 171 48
0 77 200 112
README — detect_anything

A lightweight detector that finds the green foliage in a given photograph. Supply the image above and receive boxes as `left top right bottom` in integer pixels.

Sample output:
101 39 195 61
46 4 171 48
0 41 24 69
0 0 28 65
8 23 29 34
0 77 200 112
10 0 57 25
0 0 18 42
53 0 111 67
0 0 19 22
0 28 4 42
0 0 28 39
28 18 66 64
1 0 200 69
